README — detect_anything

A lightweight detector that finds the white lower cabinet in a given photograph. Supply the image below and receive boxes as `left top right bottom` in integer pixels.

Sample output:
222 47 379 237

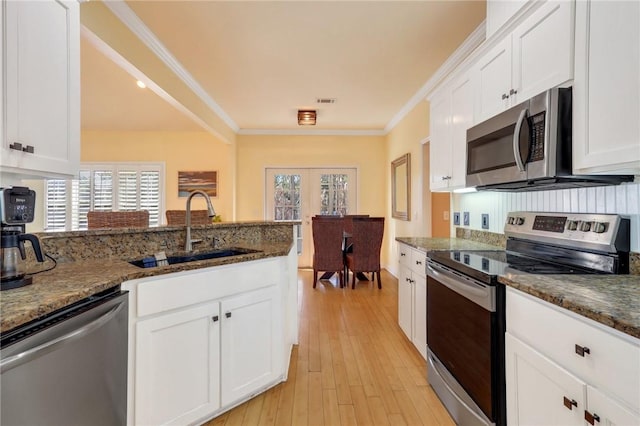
397 243 427 359
506 333 586 426
220 286 282 407
506 287 640 425
124 256 292 426
136 302 221 426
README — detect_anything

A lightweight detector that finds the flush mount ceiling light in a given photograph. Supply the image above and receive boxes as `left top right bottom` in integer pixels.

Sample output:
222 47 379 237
297 110 316 126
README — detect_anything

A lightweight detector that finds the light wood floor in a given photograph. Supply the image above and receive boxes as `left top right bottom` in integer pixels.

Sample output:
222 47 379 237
204 269 454 426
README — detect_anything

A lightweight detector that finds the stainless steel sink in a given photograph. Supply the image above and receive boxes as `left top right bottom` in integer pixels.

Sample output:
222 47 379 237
129 248 261 268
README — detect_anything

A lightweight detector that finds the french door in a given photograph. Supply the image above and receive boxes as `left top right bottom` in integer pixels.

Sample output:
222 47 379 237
265 168 357 268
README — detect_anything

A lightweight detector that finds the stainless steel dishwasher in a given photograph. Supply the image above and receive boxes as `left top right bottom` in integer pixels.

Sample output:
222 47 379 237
1 287 128 426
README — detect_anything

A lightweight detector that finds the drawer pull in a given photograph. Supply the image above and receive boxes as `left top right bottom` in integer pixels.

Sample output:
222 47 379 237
400 253 406 257
212 315 219 322
575 344 591 357
225 312 232 318
584 410 600 425
415 260 423 265
405 277 411 282
563 397 577 410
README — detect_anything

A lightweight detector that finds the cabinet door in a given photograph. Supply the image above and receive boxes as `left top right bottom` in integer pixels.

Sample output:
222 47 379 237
2 0 79 177
429 92 452 191
412 276 427 360
449 73 475 188
486 0 528 38
586 385 640 426
506 333 585 426
512 1 574 102
573 0 640 174
475 37 512 123
397 265 413 341
220 286 283 407
136 302 220 426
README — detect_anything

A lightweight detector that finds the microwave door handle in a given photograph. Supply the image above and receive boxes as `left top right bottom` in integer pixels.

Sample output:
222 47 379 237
513 108 528 172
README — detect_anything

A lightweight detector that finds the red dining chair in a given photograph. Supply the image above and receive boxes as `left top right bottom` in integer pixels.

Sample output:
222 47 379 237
345 217 385 289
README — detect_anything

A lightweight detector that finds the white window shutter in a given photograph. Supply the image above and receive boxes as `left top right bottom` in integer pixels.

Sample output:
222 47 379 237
45 180 67 230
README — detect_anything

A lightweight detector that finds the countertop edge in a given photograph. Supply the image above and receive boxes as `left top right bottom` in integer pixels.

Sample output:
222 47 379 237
0 242 293 334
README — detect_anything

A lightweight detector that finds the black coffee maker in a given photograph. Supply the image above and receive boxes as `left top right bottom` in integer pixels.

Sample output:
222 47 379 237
1 186 45 290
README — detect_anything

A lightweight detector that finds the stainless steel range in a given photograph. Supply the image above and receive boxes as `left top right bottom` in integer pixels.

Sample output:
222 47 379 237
426 212 630 426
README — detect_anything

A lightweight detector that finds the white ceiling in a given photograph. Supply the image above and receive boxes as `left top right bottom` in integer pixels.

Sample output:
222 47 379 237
81 1 486 133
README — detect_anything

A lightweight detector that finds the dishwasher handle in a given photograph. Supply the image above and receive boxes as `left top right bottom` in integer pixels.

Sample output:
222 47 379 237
0 300 126 373
427 260 496 312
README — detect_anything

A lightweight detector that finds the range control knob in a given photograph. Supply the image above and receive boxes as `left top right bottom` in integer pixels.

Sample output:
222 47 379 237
567 220 579 231
580 221 592 232
593 222 608 233
516 217 525 226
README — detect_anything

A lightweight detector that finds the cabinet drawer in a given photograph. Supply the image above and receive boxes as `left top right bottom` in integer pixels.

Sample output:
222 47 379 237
507 288 640 412
409 249 427 276
131 258 281 317
398 243 411 267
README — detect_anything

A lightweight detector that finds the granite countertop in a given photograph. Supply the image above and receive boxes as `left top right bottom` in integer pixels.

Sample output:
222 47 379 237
396 237 503 252
0 241 291 334
397 237 640 340
499 273 640 339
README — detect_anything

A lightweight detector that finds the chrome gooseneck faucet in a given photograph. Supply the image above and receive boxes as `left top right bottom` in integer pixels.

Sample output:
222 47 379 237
184 190 216 252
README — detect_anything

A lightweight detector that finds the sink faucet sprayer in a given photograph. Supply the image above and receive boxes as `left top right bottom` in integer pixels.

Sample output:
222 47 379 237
184 190 216 251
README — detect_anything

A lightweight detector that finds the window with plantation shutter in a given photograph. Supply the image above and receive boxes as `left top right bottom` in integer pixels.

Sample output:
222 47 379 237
45 180 68 230
44 163 164 231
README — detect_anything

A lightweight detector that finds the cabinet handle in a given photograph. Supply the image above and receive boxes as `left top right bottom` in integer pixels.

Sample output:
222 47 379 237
563 397 577 410
441 176 451 181
400 253 406 257
510 88 518 96
575 344 590 357
584 411 600 425
502 93 509 100
225 312 232 318
22 145 34 153
212 315 219 322
9 142 22 151
415 260 423 265
405 277 411 282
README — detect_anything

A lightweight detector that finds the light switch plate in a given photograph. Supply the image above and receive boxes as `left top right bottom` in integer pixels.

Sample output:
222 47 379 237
481 213 489 229
453 212 460 225
463 212 470 226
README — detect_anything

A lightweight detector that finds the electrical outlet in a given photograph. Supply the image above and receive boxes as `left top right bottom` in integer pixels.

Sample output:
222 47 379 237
482 213 489 229
463 212 470 226
453 212 460 226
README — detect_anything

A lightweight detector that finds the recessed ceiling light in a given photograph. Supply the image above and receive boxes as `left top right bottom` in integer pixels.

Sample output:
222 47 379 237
136 80 146 89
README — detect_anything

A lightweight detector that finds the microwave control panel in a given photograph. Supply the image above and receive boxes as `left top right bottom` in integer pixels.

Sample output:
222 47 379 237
529 112 546 162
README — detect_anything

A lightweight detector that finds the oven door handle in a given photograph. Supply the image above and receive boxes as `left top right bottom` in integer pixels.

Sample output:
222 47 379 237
513 108 528 172
0 301 125 373
427 262 496 312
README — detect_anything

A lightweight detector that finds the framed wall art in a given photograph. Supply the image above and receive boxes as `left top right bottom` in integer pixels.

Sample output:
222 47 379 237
178 170 218 197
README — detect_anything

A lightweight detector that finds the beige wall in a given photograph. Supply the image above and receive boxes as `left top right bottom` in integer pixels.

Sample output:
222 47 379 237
385 101 430 274
81 131 234 222
236 133 386 220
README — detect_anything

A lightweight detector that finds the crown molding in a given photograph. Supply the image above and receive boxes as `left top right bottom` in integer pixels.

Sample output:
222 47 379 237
102 0 239 133
237 128 386 137
384 21 486 133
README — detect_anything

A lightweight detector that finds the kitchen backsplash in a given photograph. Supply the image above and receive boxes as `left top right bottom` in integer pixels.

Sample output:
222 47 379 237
453 182 640 252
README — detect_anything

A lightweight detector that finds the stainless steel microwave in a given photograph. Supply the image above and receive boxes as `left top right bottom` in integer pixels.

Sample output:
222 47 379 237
466 87 633 191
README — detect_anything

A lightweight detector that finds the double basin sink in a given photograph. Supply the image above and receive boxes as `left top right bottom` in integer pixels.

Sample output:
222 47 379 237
129 248 261 268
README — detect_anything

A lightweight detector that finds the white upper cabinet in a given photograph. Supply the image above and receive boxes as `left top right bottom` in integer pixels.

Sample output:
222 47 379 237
1 0 80 178
486 0 528 39
475 1 574 123
573 0 640 175
429 72 474 191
